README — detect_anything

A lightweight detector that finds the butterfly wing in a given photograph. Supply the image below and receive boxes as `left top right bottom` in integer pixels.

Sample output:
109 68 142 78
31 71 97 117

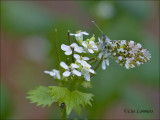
107 40 151 69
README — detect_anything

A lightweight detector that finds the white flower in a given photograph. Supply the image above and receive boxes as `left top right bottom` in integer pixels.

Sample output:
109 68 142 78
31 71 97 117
82 40 98 53
99 52 110 70
60 62 81 77
70 31 89 41
74 54 89 64
44 69 61 79
61 43 84 55
81 61 95 81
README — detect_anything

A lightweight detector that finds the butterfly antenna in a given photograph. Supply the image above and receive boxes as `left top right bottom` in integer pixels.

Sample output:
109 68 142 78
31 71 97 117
92 21 104 35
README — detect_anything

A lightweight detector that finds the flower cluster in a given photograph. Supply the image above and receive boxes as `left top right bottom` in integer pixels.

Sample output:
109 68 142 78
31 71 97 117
44 31 151 83
45 31 98 82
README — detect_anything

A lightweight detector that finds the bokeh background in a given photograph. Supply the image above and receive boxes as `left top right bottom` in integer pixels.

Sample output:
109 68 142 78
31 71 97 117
1 1 159 119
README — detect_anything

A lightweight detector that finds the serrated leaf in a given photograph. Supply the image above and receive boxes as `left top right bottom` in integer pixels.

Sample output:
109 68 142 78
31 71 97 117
49 86 94 115
27 86 56 107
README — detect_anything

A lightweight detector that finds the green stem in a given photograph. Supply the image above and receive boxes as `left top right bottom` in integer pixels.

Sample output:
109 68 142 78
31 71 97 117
55 79 60 86
66 58 69 66
55 29 61 63
69 77 76 91
61 104 67 120
90 59 98 65
54 29 61 86
88 57 97 65
88 57 96 61
91 55 103 77
94 55 103 71
68 30 74 63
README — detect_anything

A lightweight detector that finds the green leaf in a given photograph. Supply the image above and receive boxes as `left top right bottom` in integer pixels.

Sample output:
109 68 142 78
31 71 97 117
27 86 56 107
49 86 94 115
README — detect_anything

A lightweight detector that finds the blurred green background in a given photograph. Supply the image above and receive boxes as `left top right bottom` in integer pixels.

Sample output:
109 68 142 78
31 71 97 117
0 1 159 119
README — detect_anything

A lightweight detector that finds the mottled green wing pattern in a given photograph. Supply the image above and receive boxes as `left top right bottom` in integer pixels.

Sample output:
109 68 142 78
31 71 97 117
107 40 151 69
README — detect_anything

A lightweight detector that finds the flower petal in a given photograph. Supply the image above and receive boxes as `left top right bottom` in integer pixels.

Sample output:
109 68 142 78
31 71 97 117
60 62 69 69
82 41 87 48
70 43 78 48
99 52 103 59
105 59 109 66
89 69 95 74
81 31 89 35
70 32 89 37
98 37 101 42
70 33 75 36
92 45 98 51
44 71 55 76
74 46 84 53
74 33 81 37
84 73 90 81
61 44 70 51
70 33 82 41
65 50 72 55
81 61 91 68
77 59 82 63
63 71 71 77
56 74 61 79
71 63 79 68
104 52 110 58
74 54 80 59
102 60 106 70
88 49 94 53
72 69 81 76
52 69 61 79
89 40 95 44
83 57 89 61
